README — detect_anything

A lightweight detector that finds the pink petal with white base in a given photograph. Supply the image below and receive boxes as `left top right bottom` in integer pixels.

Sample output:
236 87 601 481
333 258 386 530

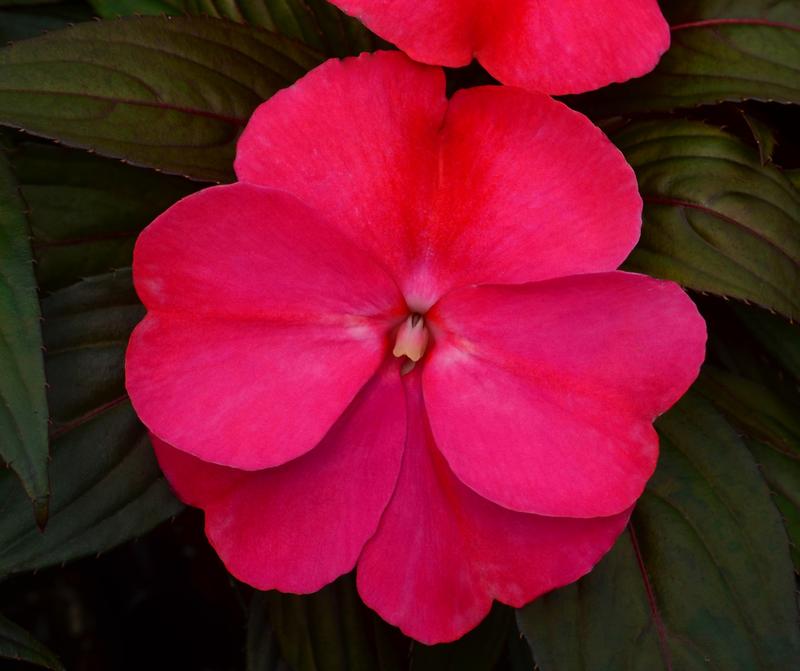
424 272 706 518
153 363 407 593
235 51 446 302
127 185 403 470
235 52 642 308
476 0 670 95
333 0 476 68
429 86 641 293
328 0 669 95
357 371 630 644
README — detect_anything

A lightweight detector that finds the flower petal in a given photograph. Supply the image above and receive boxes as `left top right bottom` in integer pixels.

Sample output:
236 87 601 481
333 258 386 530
127 184 403 470
331 0 475 68
429 86 642 294
235 53 642 307
153 362 407 593
476 0 671 95
234 51 447 302
357 371 630 644
328 1 669 95
133 183 403 320
424 272 706 518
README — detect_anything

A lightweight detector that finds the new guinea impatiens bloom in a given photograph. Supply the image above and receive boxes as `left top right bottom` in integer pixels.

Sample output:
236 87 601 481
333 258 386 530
125 51 706 643
328 0 671 94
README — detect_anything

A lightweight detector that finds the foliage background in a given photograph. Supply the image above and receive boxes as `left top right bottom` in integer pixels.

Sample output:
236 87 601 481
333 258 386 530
0 0 798 669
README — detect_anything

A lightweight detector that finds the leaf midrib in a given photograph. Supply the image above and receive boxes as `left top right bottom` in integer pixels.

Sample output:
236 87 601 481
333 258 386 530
642 195 800 268
0 87 248 126
671 18 800 34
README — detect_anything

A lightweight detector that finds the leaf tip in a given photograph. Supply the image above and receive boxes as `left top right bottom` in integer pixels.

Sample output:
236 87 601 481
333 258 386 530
34 495 50 531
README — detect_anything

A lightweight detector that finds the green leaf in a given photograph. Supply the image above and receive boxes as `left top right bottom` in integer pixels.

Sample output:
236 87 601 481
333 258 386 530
0 3 94 43
5 141 198 291
734 429 800 574
247 592 292 671
569 0 800 115
0 270 183 576
410 604 513 671
503 626 535 671
88 0 174 12
0 612 63 670
696 366 800 571
698 300 800 570
697 370 800 480
661 0 799 24
264 574 408 671
727 302 800 382
616 119 800 320
741 110 777 165
699 297 792 389
0 0 63 6
774 490 800 570
0 148 49 523
518 393 800 671
0 16 322 181
90 0 375 56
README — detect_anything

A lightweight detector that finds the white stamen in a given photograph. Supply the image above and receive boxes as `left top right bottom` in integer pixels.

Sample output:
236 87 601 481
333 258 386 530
392 314 429 363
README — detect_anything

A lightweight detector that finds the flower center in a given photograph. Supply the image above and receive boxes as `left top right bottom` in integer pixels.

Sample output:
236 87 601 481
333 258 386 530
393 314 429 369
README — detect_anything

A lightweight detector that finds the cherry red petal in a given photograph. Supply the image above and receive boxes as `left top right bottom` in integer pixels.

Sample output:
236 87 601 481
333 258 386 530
235 52 641 309
430 86 641 295
423 272 706 518
234 51 447 306
152 363 407 593
133 183 403 320
328 1 669 95
332 0 476 68
357 371 630 644
476 0 671 95
127 184 404 470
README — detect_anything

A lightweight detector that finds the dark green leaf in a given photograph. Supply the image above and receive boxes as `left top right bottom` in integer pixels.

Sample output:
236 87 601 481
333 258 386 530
518 393 800 671
569 0 800 115
774 490 800 570
89 0 173 12
503 626 534 671
247 592 292 671
727 302 800 382
697 366 800 571
661 0 798 24
698 297 791 389
90 0 375 56
743 433 800 567
264 574 408 671
4 141 198 291
0 3 94 43
0 148 49 522
0 612 63 670
699 299 800 570
741 110 777 165
410 604 512 671
616 120 800 320
0 16 321 181
0 0 63 6
0 270 183 576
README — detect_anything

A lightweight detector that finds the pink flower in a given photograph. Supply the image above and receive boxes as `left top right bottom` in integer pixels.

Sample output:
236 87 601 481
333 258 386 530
329 0 671 94
125 52 705 644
